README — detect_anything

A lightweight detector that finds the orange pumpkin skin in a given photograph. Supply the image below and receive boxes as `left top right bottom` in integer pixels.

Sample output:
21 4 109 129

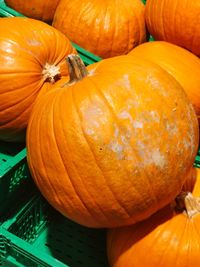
129 41 200 124
53 0 146 58
107 168 200 267
5 0 60 22
0 17 76 142
145 0 200 57
27 55 199 228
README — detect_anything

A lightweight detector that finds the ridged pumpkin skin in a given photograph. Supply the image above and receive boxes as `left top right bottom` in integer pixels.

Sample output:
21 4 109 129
27 55 199 228
145 0 200 57
0 17 76 142
129 41 200 124
53 0 146 58
5 0 60 22
107 168 200 267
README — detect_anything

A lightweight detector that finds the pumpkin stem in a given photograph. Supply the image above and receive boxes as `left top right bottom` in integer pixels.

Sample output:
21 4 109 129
42 63 60 83
175 192 200 218
66 54 88 84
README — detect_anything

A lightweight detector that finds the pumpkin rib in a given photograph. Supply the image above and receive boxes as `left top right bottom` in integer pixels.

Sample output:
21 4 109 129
37 95 66 210
190 17 198 50
27 91 65 210
0 76 41 98
60 127 110 226
39 91 83 217
107 1 116 58
96 5 107 58
38 92 93 221
71 81 132 219
193 218 200 241
65 88 123 225
160 0 167 41
87 74 160 212
59 89 113 225
51 92 102 225
0 79 41 112
131 4 140 48
172 0 179 43
87 75 147 207
0 90 39 126
171 219 188 267
27 105 61 208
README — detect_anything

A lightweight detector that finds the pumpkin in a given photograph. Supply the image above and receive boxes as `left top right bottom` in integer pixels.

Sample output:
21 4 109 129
0 17 76 142
129 41 200 125
52 0 146 59
27 54 199 228
145 0 200 57
5 0 60 22
107 168 200 267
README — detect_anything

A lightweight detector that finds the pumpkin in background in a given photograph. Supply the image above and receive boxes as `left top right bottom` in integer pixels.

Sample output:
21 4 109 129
53 0 146 58
5 0 60 22
0 17 76 142
27 54 199 228
129 41 200 124
145 0 200 57
107 168 200 267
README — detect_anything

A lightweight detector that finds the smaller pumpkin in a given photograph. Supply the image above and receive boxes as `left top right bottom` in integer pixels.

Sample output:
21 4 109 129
53 0 146 58
129 41 200 125
107 168 200 267
145 0 200 57
0 17 76 142
5 0 60 22
27 54 198 228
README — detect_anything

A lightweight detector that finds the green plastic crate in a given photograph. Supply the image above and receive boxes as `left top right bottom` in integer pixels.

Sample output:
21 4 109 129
0 144 32 216
0 193 109 267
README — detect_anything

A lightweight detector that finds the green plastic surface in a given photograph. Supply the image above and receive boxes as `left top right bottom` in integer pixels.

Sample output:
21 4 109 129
0 145 31 216
0 194 108 267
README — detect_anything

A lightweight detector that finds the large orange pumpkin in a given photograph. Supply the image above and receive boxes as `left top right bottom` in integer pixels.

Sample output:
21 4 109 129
53 0 146 58
107 168 200 267
5 0 60 22
0 17 76 142
129 41 200 124
145 0 200 57
27 54 199 228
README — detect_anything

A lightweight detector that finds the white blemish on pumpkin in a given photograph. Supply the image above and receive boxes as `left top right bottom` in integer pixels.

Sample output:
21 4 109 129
118 110 143 130
137 141 166 169
85 128 95 135
118 110 132 120
151 149 166 169
165 121 178 135
27 39 41 46
146 74 168 96
134 121 143 129
113 74 132 90
108 140 124 160
123 74 131 89
108 125 132 160
149 111 160 122
110 142 123 154
114 127 119 138
126 98 140 108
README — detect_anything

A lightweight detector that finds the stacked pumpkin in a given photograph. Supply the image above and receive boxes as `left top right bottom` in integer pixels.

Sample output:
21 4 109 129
0 0 200 266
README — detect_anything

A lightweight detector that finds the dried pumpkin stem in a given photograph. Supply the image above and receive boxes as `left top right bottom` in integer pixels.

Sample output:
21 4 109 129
42 63 60 83
66 54 88 84
176 192 200 218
